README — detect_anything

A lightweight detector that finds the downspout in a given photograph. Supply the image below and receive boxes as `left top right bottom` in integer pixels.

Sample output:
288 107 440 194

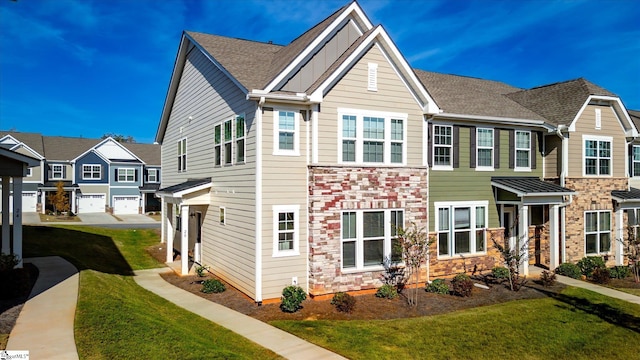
305 107 311 297
255 96 265 304
556 125 569 263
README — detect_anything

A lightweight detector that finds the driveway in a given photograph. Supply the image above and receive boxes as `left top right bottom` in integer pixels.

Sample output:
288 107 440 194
76 212 118 224
116 214 158 224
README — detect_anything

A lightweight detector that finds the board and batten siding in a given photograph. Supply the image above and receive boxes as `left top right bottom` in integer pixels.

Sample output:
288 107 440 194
318 44 425 166
160 43 259 299
260 107 309 300
566 104 627 178
429 126 544 231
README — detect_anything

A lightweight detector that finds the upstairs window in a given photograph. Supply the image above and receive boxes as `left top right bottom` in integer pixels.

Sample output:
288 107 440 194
214 125 222 166
433 125 453 167
274 110 299 156
584 136 611 176
236 114 246 163
26 168 33 177
633 145 640 177
82 164 101 180
476 128 494 169
515 131 531 169
342 115 357 162
224 119 233 165
117 168 135 182
52 164 64 179
363 116 385 163
177 138 187 172
390 119 404 164
147 169 158 183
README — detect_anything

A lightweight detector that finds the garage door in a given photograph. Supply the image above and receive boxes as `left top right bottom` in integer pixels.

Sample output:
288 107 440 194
113 196 139 215
78 194 106 213
0 192 37 212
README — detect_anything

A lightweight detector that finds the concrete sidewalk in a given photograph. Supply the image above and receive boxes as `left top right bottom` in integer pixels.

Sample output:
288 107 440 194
7 256 79 360
134 268 347 360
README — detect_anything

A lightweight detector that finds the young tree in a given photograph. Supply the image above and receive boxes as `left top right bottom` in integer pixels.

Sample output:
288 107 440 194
394 222 433 307
47 181 69 216
622 225 640 283
492 220 528 291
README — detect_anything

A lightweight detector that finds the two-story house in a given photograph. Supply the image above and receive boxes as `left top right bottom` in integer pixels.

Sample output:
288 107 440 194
156 1 636 303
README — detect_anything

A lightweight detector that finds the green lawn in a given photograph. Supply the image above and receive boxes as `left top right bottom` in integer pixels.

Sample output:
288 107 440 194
272 287 640 359
23 225 281 359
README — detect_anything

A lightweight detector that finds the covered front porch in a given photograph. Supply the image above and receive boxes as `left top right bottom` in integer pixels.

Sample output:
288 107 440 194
157 178 211 275
611 188 640 266
492 177 576 275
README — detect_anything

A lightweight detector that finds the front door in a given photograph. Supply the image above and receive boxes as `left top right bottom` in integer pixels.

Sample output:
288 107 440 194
503 206 518 249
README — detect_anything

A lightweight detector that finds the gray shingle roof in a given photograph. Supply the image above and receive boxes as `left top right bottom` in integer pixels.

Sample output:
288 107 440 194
611 187 640 202
0 131 45 156
123 143 161 165
506 78 616 126
158 178 211 195
628 110 640 131
491 177 575 195
414 70 546 120
42 136 101 161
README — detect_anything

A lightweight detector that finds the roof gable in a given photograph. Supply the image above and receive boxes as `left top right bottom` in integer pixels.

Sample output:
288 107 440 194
74 137 143 163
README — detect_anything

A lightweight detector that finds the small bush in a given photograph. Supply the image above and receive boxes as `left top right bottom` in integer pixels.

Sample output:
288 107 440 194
280 285 307 313
555 263 581 279
577 256 606 277
425 279 449 295
195 265 208 277
451 273 473 297
201 279 225 293
331 292 356 313
375 284 398 299
609 266 631 279
0 253 20 272
540 270 557 287
491 266 510 280
592 267 611 284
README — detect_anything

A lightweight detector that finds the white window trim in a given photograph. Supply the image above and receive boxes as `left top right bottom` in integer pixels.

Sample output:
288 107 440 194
117 168 135 183
582 134 613 177
147 168 158 183
633 145 640 177
82 164 101 180
178 138 187 172
476 128 494 171
219 206 225 225
435 200 488 259
514 130 531 171
26 168 33 177
236 113 246 164
214 124 222 167
367 62 378 91
51 164 64 179
584 210 612 255
432 124 454 170
224 118 233 165
340 209 404 272
273 109 300 156
337 108 407 165
272 205 300 257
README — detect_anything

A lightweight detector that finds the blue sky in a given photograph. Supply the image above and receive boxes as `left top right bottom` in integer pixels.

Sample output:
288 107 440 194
1 0 638 144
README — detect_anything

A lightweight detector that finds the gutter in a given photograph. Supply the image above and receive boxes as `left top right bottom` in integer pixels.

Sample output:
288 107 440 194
246 91 320 105
430 113 555 131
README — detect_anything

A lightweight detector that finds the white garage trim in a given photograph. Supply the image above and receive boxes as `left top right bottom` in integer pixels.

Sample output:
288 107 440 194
113 195 140 215
78 194 106 213
0 191 37 212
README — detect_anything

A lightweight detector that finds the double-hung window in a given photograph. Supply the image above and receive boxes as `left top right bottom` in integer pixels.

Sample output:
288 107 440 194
214 125 222 166
82 164 101 180
338 109 406 165
26 168 33 177
52 164 63 179
341 209 404 271
436 201 487 257
585 211 611 254
433 125 453 167
147 169 158 183
177 138 187 172
633 146 640 177
584 136 611 175
476 128 494 168
118 168 135 182
274 110 298 155
224 119 233 165
515 131 531 169
273 205 300 257
236 114 246 163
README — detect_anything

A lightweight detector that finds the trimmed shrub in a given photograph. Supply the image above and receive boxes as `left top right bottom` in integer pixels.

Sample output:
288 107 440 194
201 279 225 293
425 279 449 295
280 285 306 313
375 284 398 299
577 256 606 277
555 262 581 279
195 265 208 277
0 253 19 272
331 292 356 313
491 266 510 280
609 266 631 279
451 273 473 297
540 270 557 287
592 267 611 284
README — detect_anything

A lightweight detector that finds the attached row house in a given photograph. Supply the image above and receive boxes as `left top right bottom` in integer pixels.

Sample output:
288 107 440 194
156 1 638 303
0 132 161 215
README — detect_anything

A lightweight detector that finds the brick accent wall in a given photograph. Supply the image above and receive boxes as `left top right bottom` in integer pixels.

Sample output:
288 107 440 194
563 177 627 266
308 166 427 297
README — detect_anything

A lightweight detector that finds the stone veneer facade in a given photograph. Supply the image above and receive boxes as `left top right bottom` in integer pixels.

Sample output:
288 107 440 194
308 166 427 297
428 229 504 278
563 177 627 266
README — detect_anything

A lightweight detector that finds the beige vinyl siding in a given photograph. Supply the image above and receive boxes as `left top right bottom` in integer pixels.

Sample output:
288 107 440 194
14 147 42 181
544 134 561 179
281 20 361 92
567 104 627 178
160 43 259 299
318 45 425 166
260 107 309 300
429 126 544 230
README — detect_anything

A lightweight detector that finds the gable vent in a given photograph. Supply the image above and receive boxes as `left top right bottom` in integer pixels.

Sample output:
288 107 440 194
367 63 378 91
595 108 602 130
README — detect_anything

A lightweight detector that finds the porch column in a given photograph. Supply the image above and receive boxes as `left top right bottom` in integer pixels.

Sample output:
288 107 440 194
615 206 624 266
180 205 189 275
1 176 10 254
549 204 560 270
160 198 166 243
165 202 174 263
13 177 23 268
141 194 146 214
41 190 46 214
71 188 76 214
518 205 529 276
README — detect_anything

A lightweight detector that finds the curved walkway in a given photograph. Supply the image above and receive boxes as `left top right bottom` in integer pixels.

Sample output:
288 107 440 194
134 268 346 360
7 256 79 360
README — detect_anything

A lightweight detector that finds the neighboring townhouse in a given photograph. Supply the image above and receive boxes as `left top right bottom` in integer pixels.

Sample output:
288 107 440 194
0 131 160 215
156 1 636 303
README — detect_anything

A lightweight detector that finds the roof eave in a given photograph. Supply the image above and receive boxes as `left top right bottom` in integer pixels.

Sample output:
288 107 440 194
433 113 555 131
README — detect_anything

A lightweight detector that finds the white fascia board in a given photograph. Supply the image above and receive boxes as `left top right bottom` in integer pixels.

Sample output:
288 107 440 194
434 113 555 131
0 134 20 146
491 181 576 198
156 35 189 144
9 143 45 160
173 183 212 198
263 2 373 93
568 96 636 136
0 147 40 167
246 91 309 103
